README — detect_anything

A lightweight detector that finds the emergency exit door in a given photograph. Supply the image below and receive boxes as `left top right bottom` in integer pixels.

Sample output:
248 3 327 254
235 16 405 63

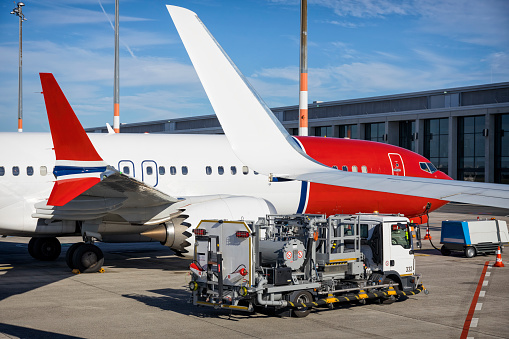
388 153 405 176
141 160 158 187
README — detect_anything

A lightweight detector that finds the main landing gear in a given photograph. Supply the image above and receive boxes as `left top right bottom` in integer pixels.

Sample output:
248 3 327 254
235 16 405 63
65 242 104 273
28 237 61 261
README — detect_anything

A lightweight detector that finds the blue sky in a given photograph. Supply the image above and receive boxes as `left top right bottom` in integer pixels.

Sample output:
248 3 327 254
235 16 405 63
0 0 508 132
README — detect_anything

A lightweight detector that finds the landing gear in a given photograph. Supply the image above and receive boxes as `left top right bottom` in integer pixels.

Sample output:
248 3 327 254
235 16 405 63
28 237 61 261
66 242 104 273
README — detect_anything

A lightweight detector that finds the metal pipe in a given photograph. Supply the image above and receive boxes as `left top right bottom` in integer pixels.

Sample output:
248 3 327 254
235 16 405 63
256 278 288 307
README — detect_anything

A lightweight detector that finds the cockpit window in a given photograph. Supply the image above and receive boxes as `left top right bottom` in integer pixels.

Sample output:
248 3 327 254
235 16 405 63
419 162 438 174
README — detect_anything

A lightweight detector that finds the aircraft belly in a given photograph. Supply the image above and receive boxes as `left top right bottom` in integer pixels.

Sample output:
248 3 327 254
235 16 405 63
304 183 448 217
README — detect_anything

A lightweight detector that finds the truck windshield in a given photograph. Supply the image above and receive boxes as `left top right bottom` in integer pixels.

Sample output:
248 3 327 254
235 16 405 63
391 223 411 249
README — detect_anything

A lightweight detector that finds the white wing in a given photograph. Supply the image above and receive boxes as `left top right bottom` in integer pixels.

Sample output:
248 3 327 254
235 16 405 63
166 5 509 209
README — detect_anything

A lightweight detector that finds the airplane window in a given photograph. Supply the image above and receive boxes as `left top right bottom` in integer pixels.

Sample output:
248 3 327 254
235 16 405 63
27 166 34 176
146 166 153 175
12 166 20 176
231 166 237 175
182 166 188 175
0 166 4 176
242 166 249 175
170 166 177 175
352 165 358 172
427 162 438 174
123 166 130 175
332 165 338 169
206 166 212 175
40 166 47 176
342 165 348 171
218 166 224 175
419 162 430 173
159 166 166 175
254 171 259 175
361 165 368 173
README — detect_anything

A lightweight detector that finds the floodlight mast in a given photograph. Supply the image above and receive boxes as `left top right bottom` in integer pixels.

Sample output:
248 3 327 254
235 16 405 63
11 2 26 132
299 0 308 136
113 0 120 133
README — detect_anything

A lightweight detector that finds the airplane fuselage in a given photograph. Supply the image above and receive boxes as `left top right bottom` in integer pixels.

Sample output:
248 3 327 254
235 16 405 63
0 132 450 237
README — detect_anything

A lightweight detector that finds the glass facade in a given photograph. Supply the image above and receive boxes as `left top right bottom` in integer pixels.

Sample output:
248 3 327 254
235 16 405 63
399 121 415 151
339 124 358 139
424 118 448 174
365 122 385 142
314 126 333 137
458 115 485 182
495 114 509 184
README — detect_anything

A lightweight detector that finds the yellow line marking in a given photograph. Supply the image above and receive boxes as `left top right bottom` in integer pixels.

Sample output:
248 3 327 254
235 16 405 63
0 267 13 270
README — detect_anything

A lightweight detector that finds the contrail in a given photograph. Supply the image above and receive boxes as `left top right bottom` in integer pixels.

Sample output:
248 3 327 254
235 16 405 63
98 0 136 59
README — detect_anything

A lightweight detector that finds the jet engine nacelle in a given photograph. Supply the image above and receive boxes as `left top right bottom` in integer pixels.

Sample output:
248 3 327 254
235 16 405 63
142 196 276 257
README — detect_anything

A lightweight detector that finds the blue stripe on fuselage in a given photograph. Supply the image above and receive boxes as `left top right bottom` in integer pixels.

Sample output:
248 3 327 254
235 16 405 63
53 166 107 178
296 181 308 214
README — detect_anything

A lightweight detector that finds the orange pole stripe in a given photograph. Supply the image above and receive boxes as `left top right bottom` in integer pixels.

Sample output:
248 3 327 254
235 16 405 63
300 109 308 127
114 103 120 116
300 73 308 91
18 119 23 129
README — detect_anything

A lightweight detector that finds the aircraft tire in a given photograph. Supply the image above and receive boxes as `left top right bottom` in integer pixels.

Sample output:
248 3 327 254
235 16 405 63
33 237 61 261
65 242 84 269
28 237 39 259
72 244 104 273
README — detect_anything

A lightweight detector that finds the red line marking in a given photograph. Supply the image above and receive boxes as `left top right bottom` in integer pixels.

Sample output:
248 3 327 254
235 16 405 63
460 261 489 339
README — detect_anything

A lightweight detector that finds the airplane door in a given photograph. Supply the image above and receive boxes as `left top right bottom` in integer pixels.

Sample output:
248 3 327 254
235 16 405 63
141 160 158 187
118 160 135 178
388 153 405 176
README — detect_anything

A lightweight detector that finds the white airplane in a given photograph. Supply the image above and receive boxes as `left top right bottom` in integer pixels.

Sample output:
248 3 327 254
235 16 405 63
1 6 508 273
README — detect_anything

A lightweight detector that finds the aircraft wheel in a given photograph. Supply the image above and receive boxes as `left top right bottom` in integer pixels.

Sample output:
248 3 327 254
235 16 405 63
33 237 61 261
290 290 313 318
66 242 84 269
28 237 39 259
72 244 104 273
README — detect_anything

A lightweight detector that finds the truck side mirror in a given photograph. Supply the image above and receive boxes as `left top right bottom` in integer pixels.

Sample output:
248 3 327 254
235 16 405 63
410 223 421 249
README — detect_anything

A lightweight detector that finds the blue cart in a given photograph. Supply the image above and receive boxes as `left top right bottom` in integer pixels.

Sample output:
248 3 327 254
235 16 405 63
440 220 509 258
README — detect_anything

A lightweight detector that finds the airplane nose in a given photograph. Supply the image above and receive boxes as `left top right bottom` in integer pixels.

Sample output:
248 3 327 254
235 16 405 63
435 171 453 180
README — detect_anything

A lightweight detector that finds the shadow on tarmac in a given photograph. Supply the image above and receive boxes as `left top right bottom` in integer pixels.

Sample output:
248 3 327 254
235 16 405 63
0 239 191 303
0 323 84 339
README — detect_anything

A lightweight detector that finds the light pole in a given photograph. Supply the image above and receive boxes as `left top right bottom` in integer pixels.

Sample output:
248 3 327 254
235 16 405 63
11 2 27 132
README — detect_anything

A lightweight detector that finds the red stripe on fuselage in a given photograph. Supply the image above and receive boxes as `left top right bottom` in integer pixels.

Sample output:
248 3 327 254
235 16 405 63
295 136 451 218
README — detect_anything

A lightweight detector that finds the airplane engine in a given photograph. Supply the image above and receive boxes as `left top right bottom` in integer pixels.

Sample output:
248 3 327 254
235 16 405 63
142 196 277 257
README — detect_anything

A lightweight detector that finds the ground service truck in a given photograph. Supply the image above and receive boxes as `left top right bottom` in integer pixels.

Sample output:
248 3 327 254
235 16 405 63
188 214 426 317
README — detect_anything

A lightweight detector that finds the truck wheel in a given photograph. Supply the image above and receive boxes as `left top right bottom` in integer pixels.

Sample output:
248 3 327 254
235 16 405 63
291 291 313 318
464 246 476 258
441 245 451 256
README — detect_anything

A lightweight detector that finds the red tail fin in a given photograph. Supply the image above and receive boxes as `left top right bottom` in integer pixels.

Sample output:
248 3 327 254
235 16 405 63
39 73 103 162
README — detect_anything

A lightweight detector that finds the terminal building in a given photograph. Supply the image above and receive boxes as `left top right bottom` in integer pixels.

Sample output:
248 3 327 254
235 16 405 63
86 82 509 184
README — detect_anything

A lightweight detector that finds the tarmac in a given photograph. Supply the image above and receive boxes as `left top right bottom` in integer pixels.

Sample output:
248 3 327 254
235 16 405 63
1 203 508 339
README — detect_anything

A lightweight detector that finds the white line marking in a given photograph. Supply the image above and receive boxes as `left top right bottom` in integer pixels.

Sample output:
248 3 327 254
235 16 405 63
485 272 491 277
475 303 483 311
479 291 486 297
482 280 489 286
125 257 151 260
471 318 479 328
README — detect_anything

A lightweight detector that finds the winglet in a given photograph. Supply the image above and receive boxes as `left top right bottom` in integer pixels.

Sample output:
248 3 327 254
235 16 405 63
40 73 106 206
